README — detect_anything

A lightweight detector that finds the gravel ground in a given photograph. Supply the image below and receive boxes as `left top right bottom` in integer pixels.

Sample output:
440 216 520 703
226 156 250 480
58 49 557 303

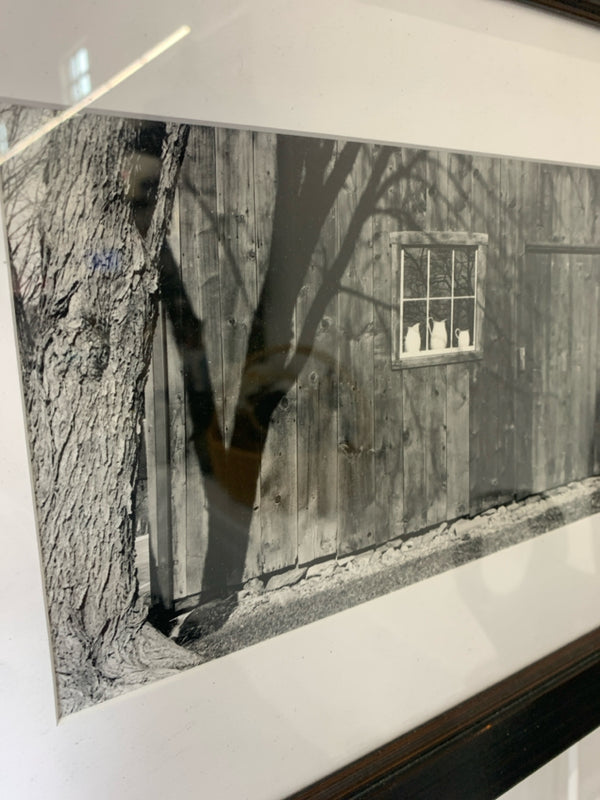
172 477 600 663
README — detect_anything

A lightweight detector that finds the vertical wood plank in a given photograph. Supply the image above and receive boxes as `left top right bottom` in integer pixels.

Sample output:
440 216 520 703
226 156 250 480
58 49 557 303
164 191 187 600
401 148 428 232
517 159 555 497
594 271 600 474
531 164 555 492
254 132 298 575
178 125 216 595
427 149 449 230
403 369 428 532
259 393 298 574
586 265 599 475
337 143 376 554
499 159 519 500
589 170 600 241
145 306 173 609
447 152 473 231
296 145 339 563
581 254 597 478
570 167 589 245
568 168 593 482
570 251 589 481
576 170 600 478
554 168 571 485
469 155 504 512
216 127 258 445
582 171 600 475
531 252 551 493
426 365 448 525
446 363 469 518
479 156 517 506
215 128 260 585
515 159 538 499
531 167 571 488
184 126 225 438
546 253 566 486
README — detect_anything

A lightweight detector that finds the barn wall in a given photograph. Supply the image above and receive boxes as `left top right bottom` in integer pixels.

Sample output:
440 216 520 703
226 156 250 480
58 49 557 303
147 127 600 605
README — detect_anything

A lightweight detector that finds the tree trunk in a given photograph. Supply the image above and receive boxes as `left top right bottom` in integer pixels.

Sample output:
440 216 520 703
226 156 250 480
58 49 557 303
21 114 196 713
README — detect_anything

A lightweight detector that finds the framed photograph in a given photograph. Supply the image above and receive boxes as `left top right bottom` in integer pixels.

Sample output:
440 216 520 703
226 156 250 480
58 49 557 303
2 1 600 798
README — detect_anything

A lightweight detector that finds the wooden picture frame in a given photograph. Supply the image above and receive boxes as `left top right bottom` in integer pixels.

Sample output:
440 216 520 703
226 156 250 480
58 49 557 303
510 0 600 27
291 626 600 800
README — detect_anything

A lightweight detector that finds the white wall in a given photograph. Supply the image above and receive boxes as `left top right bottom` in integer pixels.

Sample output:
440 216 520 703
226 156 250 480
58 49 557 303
1 1 600 797
500 729 600 800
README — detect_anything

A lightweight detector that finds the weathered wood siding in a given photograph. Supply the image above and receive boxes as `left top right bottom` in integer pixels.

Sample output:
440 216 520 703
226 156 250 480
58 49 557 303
147 127 600 606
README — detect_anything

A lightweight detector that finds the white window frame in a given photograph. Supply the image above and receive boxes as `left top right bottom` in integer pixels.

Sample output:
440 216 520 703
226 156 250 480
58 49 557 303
390 231 487 369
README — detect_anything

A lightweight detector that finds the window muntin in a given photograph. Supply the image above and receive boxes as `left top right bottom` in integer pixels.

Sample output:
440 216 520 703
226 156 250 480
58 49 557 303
391 232 486 367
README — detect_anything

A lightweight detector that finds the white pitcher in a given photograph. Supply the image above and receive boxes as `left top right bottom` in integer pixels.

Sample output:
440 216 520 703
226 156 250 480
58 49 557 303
428 317 447 350
404 321 421 354
455 328 470 349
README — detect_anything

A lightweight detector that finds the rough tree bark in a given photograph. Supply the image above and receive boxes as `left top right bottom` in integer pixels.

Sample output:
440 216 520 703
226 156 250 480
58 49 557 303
4 116 402 710
17 114 197 713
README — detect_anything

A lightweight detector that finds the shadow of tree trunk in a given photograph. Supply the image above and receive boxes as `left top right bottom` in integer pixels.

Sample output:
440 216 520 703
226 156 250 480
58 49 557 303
159 134 398 604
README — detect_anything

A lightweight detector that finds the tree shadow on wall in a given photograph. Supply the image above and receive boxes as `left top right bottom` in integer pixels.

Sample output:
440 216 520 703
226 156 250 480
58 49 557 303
156 136 437 632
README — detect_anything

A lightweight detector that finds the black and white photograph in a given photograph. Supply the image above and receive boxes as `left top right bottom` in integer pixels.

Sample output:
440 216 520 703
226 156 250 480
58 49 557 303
2 102 600 718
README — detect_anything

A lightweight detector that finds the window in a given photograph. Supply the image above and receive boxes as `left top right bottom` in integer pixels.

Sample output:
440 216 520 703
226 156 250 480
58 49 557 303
67 47 92 102
390 231 487 368
0 123 8 154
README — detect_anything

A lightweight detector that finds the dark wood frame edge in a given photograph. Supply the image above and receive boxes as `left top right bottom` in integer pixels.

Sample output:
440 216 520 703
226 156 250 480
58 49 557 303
288 625 600 799
508 0 600 27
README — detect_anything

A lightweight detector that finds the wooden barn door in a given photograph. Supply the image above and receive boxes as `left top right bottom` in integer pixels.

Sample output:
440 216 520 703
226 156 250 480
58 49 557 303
516 247 600 496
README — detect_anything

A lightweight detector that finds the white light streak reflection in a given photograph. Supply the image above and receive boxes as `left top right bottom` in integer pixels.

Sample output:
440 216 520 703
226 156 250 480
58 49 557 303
0 25 191 167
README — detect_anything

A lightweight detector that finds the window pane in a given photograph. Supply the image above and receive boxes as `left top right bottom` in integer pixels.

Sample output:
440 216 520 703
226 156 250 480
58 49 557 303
76 47 89 75
429 248 452 298
402 300 426 354
453 298 475 348
403 247 428 299
454 247 476 296
78 74 92 98
71 82 84 102
69 55 79 80
428 299 451 350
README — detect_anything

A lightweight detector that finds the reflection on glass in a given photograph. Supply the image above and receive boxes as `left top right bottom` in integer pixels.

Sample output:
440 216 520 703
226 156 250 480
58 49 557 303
1 27 190 168
68 47 92 102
